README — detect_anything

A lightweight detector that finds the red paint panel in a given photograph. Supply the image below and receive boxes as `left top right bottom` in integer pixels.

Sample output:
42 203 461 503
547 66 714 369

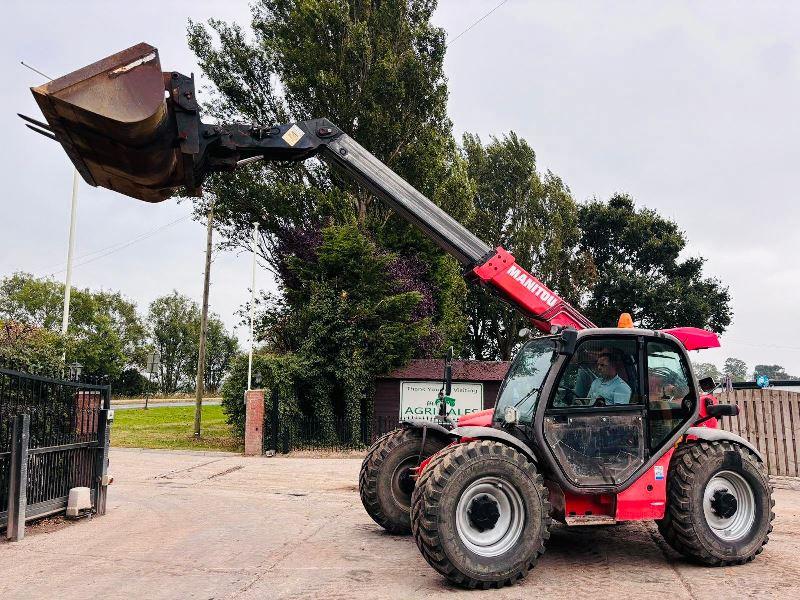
660 327 720 351
615 448 674 520
563 491 615 518
472 248 595 333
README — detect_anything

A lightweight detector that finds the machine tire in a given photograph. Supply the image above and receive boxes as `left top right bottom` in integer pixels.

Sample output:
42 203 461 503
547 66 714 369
410 440 551 589
657 440 774 566
359 428 449 534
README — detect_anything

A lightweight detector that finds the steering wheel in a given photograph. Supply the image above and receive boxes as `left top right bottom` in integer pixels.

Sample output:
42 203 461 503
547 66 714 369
557 384 575 406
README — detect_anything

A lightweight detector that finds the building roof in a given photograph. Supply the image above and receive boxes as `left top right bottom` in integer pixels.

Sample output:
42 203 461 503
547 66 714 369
382 359 510 382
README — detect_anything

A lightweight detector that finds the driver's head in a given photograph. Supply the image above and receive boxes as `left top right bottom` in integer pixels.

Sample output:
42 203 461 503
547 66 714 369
596 354 618 380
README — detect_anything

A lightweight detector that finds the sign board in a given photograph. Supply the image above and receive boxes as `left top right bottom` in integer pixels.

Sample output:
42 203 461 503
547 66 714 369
399 381 483 421
756 375 770 389
145 350 161 374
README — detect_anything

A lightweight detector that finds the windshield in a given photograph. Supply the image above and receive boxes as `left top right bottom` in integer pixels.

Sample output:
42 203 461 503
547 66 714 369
494 337 558 424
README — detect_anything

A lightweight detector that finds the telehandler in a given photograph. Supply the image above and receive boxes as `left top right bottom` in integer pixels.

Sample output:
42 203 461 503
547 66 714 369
23 43 773 589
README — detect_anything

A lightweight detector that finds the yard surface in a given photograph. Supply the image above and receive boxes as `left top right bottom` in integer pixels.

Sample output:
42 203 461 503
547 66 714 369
1 449 799 599
111 405 242 453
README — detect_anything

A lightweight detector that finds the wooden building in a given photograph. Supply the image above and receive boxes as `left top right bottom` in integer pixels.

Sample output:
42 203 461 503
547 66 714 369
373 360 510 427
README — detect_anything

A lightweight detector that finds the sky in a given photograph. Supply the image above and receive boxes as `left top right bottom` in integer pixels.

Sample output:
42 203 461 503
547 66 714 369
2 1 799 376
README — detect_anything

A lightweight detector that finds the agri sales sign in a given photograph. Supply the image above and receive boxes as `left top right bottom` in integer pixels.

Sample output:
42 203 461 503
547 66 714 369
399 381 484 421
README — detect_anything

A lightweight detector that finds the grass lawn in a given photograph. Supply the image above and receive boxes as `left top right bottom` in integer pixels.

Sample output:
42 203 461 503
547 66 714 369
111 404 243 453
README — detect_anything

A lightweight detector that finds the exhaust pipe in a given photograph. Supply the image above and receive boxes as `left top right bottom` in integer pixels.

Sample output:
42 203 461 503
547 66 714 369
30 43 200 202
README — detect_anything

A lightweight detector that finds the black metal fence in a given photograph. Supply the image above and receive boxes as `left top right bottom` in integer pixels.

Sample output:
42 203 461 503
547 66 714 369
0 366 112 539
263 390 399 453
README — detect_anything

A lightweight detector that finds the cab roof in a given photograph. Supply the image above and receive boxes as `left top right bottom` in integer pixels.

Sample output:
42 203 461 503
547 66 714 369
575 326 720 352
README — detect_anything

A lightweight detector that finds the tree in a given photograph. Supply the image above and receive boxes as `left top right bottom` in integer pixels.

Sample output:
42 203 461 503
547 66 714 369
255 224 432 440
187 1 470 355
723 357 748 382
692 362 721 382
147 292 200 394
461 132 594 360
0 320 65 374
753 364 797 381
0 272 146 377
189 1 473 428
578 195 732 332
182 315 239 393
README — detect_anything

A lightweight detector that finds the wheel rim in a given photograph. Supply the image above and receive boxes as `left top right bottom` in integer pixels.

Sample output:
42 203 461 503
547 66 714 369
455 476 526 557
703 470 756 542
391 458 417 509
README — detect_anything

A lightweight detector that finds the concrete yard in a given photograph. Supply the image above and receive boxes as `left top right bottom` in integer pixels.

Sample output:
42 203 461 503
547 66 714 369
1 449 799 599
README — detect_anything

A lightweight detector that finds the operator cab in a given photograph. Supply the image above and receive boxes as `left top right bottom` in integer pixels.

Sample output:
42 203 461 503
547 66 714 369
493 327 698 491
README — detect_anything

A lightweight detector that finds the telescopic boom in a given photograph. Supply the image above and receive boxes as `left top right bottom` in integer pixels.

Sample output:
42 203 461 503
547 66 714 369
25 43 595 334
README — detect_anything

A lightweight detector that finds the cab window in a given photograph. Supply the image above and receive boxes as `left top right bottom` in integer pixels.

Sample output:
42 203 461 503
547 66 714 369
551 338 640 408
647 341 695 448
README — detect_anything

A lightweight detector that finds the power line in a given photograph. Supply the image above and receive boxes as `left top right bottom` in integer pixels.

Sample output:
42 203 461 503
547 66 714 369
447 0 510 47
42 214 191 277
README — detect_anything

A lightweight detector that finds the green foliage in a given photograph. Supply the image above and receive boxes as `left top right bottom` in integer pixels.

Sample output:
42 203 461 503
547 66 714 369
0 320 65 374
461 132 593 360
110 367 154 397
0 272 146 377
723 357 748 382
578 195 732 332
221 351 301 438
753 364 797 381
692 362 722 382
202 318 240 393
147 292 200 394
147 292 239 394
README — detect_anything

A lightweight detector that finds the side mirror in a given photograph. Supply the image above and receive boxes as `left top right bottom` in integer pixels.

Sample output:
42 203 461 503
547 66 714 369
698 377 716 393
706 403 739 418
558 328 578 355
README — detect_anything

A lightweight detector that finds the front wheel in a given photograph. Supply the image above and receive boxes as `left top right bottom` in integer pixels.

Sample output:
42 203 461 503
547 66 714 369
410 441 551 589
657 440 774 565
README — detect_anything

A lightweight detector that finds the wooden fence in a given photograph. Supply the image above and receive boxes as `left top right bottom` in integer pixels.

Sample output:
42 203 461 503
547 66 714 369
717 389 800 477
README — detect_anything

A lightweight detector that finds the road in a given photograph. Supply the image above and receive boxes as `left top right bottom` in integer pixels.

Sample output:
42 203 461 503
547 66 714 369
1 449 798 599
112 399 222 410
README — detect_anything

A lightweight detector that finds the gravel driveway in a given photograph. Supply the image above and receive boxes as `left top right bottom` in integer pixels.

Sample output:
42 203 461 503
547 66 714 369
1 448 798 599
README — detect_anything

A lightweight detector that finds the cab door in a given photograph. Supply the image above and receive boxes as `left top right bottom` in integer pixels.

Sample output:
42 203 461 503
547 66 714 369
542 336 647 488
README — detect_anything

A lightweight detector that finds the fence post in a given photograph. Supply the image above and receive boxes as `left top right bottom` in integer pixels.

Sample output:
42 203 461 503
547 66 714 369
94 408 112 516
271 387 280 453
7 413 30 542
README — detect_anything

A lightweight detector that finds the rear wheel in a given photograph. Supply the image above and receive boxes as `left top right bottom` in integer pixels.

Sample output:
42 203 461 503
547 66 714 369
657 440 774 565
410 440 551 589
359 428 449 534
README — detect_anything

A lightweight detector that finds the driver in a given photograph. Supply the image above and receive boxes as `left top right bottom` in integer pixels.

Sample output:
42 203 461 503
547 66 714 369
588 353 632 405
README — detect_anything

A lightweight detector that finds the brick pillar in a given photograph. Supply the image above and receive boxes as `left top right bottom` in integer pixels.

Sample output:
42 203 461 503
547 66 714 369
244 389 265 456
74 390 101 437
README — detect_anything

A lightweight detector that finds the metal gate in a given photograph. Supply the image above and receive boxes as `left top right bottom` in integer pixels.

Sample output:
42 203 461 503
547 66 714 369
262 389 399 453
0 366 112 539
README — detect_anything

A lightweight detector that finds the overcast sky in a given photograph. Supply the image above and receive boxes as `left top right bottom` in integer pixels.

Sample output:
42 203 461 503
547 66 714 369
3 1 799 376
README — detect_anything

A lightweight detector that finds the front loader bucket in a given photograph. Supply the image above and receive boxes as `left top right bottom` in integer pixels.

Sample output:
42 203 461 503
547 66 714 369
31 43 193 202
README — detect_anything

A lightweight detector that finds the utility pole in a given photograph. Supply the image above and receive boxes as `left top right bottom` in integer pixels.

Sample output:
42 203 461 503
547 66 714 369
247 222 260 390
194 202 214 438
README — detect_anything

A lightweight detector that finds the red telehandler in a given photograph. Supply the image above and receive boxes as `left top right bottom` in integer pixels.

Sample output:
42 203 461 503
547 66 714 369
23 43 773 589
